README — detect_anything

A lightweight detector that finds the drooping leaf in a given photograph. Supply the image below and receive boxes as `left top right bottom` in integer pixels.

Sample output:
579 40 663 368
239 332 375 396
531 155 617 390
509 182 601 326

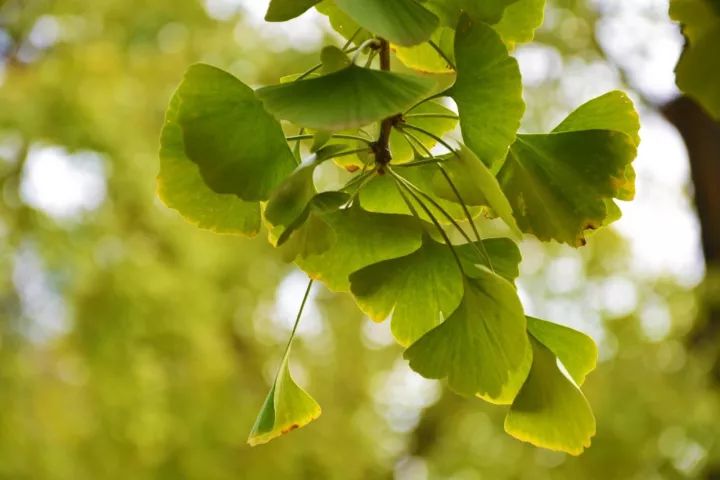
295 205 424 291
498 93 638 246
265 0 320 21
248 351 321 446
390 101 458 163
449 16 525 169
334 0 439 46
432 145 522 237
504 338 596 456
526 317 597 386
404 269 530 402
172 64 296 201
671 0 720 118
493 0 546 45
256 65 436 131
455 237 522 283
350 236 464 346
158 71 261 235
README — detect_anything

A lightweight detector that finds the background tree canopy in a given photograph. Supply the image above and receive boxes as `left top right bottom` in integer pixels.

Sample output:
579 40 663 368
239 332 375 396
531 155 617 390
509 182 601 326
1 0 719 479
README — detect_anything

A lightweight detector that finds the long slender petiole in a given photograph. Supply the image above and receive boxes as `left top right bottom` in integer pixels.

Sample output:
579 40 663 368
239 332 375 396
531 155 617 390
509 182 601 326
428 40 456 70
404 113 459 120
276 278 314 372
285 133 374 145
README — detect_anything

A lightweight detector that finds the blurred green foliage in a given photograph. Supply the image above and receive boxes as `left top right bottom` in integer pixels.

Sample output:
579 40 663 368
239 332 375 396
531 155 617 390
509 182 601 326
1 0 719 478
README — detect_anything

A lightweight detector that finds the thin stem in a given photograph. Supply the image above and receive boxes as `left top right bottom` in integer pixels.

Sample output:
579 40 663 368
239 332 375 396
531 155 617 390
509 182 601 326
286 134 314 142
352 38 380 64
392 157 448 168
399 124 460 158
342 28 362 51
404 113 459 120
399 128 434 159
296 63 322 82
280 279 314 363
428 40 456 70
374 38 395 169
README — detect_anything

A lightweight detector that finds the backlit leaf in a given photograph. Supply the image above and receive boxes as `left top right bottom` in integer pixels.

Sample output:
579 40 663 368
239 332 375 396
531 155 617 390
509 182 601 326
493 0 546 45
504 338 596 455
350 236 464 346
334 0 439 46
172 64 296 201
404 269 530 402
449 16 525 169
248 351 321 446
256 65 436 131
455 237 521 283
265 0 320 22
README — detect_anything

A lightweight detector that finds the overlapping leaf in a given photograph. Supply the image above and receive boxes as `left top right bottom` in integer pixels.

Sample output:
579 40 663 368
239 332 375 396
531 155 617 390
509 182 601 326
350 236 464 346
256 65 436 131
334 0 439 46
449 16 525 169
248 350 321 446
404 269 530 402
493 0 546 45
455 237 521 283
498 92 639 246
170 64 296 201
504 337 596 455
295 205 424 291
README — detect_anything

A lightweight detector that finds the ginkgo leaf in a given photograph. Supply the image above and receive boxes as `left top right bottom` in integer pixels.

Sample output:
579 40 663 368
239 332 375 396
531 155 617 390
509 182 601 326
390 101 458 164
256 65 437 131
498 128 636 247
295 205 424 291
404 269 530 402
671 0 720 118
504 338 596 456
334 0 439 46
248 350 321 446
526 317 597 386
432 145 522 237
394 27 456 73
350 236 464 346
265 0 320 22
425 0 520 26
455 237 522 283
315 1 372 45
320 46 351 74
158 70 261 235
493 0 546 45
449 16 525 169
172 64 296 201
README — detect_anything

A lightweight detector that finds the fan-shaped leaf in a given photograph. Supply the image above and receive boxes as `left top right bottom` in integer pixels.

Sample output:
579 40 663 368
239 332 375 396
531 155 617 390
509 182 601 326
350 236 464 346
257 65 436 131
335 0 439 46
248 351 321 446
449 16 525 169
404 270 530 402
171 64 296 201
504 338 596 455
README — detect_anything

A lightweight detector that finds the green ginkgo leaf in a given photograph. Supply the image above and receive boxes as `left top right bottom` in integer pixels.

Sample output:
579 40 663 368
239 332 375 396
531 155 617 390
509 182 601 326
248 350 322 446
455 237 522 283
334 0 439 46
315 1 372 45
498 91 639 246
265 0 320 21
350 236 464 346
493 0 546 45
256 65 436 131
671 0 720 118
295 205 424 291
404 269 530 402
526 317 597 386
504 337 596 456
425 0 520 26
449 16 525 169
432 145 522 237
158 71 261 235
394 26 456 73
171 64 296 201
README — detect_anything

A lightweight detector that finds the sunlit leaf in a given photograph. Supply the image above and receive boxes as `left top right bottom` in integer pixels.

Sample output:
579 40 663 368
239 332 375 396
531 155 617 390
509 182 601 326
455 237 521 283
526 317 597 386
248 351 321 446
432 145 522 237
334 0 439 46
171 64 296 201
265 0 320 21
493 0 546 45
394 27 455 73
425 0 520 26
158 71 261 235
295 205 424 291
256 65 436 131
404 269 530 402
449 16 524 169
315 1 372 45
504 338 596 455
350 236 464 346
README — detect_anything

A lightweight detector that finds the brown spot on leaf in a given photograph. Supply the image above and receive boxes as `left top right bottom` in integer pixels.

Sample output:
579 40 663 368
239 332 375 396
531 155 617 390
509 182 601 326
345 165 359 173
282 424 300 434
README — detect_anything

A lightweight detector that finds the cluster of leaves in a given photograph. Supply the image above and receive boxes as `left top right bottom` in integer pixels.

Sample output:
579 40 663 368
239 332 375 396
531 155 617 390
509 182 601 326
157 0 640 455
671 0 720 118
